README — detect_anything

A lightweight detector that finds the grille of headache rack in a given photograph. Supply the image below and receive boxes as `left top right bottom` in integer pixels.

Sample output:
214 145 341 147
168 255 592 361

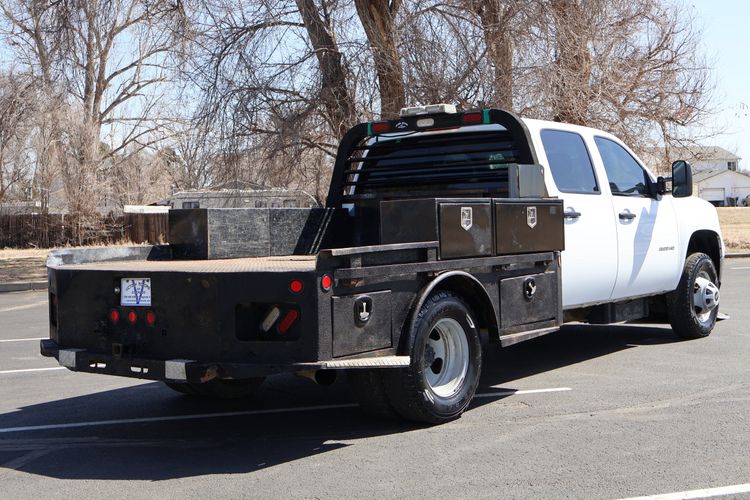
342 130 519 199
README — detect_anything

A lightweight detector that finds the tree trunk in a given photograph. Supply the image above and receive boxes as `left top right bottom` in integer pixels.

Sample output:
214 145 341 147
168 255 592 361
354 0 405 118
550 0 591 125
295 0 356 139
473 0 514 110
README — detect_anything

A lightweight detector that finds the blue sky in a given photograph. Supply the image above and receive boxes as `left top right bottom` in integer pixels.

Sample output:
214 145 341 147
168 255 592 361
690 0 750 169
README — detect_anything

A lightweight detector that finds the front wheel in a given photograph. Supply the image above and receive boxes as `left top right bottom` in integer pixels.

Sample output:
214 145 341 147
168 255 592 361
382 291 482 424
667 252 720 339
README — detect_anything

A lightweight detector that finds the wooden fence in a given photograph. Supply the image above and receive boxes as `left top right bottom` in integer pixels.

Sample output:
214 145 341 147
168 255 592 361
0 213 169 248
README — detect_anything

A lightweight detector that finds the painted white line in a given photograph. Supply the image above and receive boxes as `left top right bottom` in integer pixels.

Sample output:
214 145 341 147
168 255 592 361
731 266 750 270
0 367 66 375
0 404 359 434
619 482 750 500
0 337 45 343
0 387 572 434
475 387 572 398
0 301 48 314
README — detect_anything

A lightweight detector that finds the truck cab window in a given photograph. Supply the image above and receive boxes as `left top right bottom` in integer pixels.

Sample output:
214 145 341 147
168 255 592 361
594 137 651 196
540 130 599 194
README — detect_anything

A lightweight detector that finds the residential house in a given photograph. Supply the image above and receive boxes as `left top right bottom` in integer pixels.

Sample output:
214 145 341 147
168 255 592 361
692 169 750 207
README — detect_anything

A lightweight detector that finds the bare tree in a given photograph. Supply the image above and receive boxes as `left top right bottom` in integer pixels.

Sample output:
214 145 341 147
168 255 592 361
517 0 713 162
0 72 36 204
354 0 405 117
0 0 186 241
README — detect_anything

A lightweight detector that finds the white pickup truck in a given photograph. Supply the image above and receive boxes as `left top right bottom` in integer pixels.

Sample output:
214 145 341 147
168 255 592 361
524 118 723 339
42 105 724 424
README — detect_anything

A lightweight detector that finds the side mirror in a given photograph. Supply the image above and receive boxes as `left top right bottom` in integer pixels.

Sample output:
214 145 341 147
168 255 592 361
671 160 693 198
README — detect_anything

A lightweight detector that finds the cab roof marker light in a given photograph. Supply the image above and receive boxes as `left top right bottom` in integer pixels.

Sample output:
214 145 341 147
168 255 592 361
462 112 483 125
399 103 457 117
370 122 391 134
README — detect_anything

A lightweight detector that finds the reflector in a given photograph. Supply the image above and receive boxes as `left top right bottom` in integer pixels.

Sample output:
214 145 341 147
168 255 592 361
127 310 137 324
109 309 119 323
145 310 156 326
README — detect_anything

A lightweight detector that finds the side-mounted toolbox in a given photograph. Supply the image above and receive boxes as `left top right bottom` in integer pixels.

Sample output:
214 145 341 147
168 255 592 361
380 197 564 259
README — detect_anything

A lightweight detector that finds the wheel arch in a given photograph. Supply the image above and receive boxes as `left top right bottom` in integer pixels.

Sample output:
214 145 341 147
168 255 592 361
402 271 498 353
686 230 723 285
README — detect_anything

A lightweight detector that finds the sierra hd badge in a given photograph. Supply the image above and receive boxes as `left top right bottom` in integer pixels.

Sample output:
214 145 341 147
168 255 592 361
527 206 538 228
460 207 473 230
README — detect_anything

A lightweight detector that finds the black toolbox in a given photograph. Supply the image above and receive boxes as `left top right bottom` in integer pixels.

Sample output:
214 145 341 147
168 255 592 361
494 199 564 254
380 197 564 258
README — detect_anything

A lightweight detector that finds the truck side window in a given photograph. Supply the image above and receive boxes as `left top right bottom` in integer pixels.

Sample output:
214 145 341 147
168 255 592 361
594 137 651 197
540 130 599 194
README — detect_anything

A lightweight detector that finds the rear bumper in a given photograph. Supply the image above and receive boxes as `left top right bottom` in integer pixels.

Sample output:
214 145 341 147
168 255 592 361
40 339 408 382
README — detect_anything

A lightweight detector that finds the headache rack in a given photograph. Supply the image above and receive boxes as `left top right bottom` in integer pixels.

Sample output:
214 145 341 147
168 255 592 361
326 108 540 206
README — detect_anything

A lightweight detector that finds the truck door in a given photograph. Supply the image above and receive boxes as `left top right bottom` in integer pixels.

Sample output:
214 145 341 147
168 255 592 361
593 136 680 300
539 129 618 308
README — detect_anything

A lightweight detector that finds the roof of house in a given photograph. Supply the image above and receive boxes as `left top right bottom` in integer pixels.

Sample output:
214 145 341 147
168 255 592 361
671 145 740 162
693 169 750 183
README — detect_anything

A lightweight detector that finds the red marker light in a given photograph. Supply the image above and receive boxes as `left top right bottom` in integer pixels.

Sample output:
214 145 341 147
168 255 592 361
109 309 120 324
289 279 303 294
462 112 483 124
127 310 137 325
321 275 332 291
145 310 156 326
278 309 299 334
371 121 391 134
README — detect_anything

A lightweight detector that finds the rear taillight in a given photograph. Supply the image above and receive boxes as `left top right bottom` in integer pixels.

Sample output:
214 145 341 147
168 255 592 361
145 310 156 326
289 279 303 294
109 309 120 324
278 309 299 335
321 274 332 291
127 310 137 325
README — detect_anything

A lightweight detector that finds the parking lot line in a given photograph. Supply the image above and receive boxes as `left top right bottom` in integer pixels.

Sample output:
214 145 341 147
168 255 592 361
0 337 45 343
0 403 359 434
619 482 750 500
475 387 572 398
0 301 48 314
0 386 572 434
0 367 66 375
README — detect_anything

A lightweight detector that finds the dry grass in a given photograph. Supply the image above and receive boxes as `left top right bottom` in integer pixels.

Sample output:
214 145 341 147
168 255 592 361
0 250 48 282
0 242 137 283
716 207 750 251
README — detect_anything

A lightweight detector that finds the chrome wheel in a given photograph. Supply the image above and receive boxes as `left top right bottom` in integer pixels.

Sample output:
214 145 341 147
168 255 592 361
693 270 720 323
423 317 470 398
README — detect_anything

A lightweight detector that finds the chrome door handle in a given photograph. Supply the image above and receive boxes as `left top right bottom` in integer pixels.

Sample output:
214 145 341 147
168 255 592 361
564 210 581 220
619 211 636 220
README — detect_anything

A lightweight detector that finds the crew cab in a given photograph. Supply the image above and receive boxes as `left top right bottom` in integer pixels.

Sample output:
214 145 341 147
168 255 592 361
41 105 723 424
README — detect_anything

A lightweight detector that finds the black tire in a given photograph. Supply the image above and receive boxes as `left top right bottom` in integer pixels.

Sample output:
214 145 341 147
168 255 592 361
164 378 265 399
382 291 482 424
667 252 720 339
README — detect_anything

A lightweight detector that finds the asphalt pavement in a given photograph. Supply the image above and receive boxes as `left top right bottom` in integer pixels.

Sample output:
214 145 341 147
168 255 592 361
0 260 749 499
